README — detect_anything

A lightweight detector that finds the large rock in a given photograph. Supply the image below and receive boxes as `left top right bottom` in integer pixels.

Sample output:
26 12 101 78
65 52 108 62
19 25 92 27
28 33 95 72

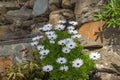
49 9 74 25
74 0 104 25
49 0 61 11
89 46 120 80
32 0 48 16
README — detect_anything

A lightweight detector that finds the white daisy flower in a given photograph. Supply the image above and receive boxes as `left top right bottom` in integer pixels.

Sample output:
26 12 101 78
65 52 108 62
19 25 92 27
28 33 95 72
69 21 78 26
35 35 43 40
55 24 65 30
65 38 73 43
32 36 42 41
72 59 83 68
45 31 55 36
90 52 101 60
32 37 37 41
68 30 78 34
71 34 82 39
62 47 71 53
37 45 44 50
47 34 57 40
56 57 67 64
40 56 45 60
58 20 66 24
66 42 76 49
30 41 39 46
67 26 75 30
60 65 69 71
50 40 55 44
58 40 66 45
42 65 53 72
39 49 50 56
41 24 52 31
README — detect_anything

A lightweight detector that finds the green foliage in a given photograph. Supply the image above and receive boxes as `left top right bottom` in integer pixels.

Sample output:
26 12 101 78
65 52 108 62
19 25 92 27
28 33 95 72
7 52 43 80
7 20 95 80
94 0 120 28
38 22 95 80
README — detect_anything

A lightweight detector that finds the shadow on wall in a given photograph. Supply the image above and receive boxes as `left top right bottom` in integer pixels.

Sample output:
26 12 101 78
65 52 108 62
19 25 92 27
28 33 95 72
94 26 120 45
103 27 120 45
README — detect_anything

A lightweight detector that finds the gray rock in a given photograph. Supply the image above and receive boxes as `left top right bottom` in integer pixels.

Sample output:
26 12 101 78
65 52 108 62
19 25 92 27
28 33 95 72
0 43 32 64
32 0 48 16
7 7 32 19
88 45 120 80
74 0 104 25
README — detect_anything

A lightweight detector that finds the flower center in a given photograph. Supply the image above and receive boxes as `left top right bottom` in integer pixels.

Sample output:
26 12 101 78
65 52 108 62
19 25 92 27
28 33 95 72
70 45 73 47
93 56 96 58
65 50 68 52
47 68 49 70
60 60 63 62
77 63 80 65
43 53 46 54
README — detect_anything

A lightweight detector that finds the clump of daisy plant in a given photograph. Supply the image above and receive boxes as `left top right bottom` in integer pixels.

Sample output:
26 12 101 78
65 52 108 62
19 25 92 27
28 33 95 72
31 20 95 80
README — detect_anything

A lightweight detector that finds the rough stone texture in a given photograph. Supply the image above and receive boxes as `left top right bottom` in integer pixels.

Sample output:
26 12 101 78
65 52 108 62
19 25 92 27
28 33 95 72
7 7 32 19
0 2 20 10
49 9 74 25
25 0 35 9
78 21 120 47
0 25 31 41
49 0 61 11
0 43 32 61
32 0 48 16
0 6 7 15
78 21 105 47
74 0 104 25
0 56 12 80
88 45 120 80
62 0 74 9
103 27 120 45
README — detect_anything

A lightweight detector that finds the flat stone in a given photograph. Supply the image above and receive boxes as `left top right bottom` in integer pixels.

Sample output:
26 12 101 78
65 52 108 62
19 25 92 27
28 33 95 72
32 0 48 16
7 7 32 19
0 43 32 56
0 25 30 41
0 2 20 10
